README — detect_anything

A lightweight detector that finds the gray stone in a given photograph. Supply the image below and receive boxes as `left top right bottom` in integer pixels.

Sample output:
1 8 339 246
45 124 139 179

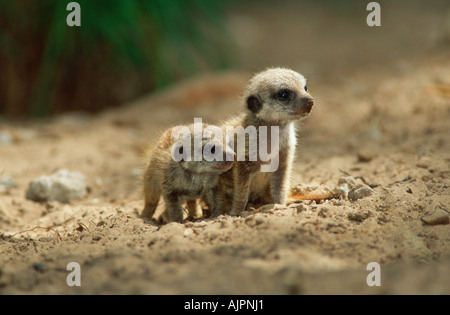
338 176 356 188
0 175 15 193
0 175 14 187
26 169 87 203
334 176 357 197
348 184 374 201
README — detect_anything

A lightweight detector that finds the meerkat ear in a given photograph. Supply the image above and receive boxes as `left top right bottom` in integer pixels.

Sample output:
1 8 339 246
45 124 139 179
247 95 262 113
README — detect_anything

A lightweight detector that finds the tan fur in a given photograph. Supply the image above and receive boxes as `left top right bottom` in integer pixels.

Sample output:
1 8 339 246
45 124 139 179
218 68 315 215
142 124 234 222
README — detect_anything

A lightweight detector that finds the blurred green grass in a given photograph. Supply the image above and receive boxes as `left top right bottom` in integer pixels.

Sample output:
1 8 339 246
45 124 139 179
0 0 231 117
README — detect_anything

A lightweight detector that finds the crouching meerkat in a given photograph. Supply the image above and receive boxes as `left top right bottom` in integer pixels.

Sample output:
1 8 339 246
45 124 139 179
224 68 314 215
142 123 235 222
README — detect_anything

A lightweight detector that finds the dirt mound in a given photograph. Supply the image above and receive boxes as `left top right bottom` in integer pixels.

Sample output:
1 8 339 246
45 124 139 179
1 56 449 294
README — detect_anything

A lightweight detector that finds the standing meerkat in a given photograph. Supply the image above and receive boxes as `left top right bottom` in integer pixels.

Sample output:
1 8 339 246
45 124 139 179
142 123 235 222
223 67 314 215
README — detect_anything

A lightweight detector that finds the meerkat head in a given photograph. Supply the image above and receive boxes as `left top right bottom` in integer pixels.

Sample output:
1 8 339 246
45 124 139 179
244 68 314 124
171 124 235 174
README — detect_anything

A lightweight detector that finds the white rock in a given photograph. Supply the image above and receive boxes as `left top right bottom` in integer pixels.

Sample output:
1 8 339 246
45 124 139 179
0 175 15 189
184 228 194 237
26 169 87 203
337 176 356 188
334 176 356 197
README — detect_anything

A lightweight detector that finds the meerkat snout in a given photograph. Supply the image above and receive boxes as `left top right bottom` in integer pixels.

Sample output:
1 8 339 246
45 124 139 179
243 68 315 122
301 97 315 114
304 97 315 105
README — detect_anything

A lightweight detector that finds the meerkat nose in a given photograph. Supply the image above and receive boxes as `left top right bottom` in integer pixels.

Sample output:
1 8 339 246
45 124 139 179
305 97 315 105
302 97 314 113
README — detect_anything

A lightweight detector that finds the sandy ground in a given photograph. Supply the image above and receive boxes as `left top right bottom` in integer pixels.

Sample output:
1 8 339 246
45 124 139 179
0 1 449 294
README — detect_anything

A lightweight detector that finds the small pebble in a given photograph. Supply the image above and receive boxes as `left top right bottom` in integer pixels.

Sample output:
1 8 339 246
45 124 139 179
295 204 306 213
421 210 449 226
348 211 370 222
338 176 356 187
416 155 432 169
334 176 356 197
184 228 194 237
33 263 45 272
0 175 15 191
348 184 374 201
318 207 329 218
357 151 374 163
259 204 284 213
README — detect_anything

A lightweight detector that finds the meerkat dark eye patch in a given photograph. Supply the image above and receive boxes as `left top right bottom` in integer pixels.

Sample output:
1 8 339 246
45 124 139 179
247 95 262 113
275 89 294 101
305 85 308 92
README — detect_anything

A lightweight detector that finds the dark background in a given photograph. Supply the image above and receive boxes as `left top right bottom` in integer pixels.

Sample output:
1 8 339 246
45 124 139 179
1 0 449 117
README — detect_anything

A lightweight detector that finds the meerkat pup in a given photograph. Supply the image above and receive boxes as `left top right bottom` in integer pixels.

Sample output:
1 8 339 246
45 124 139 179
224 67 314 215
142 123 235 222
